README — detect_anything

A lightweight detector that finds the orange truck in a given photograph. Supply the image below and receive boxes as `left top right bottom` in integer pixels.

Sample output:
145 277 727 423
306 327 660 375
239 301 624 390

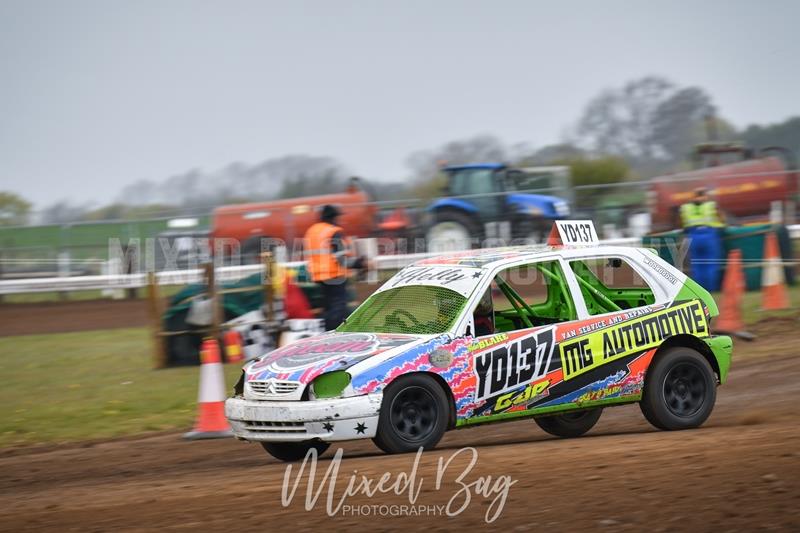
649 144 798 231
211 179 383 259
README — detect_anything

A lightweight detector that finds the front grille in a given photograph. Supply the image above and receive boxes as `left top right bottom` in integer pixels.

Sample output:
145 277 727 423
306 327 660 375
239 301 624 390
247 379 301 397
241 420 307 434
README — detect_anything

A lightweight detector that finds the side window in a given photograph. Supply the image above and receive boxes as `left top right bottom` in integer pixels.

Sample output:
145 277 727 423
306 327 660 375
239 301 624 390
467 170 495 195
569 257 655 315
472 260 577 335
450 172 466 196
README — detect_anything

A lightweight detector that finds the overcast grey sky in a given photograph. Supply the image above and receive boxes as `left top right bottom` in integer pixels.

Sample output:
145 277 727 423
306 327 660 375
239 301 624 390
1 0 798 207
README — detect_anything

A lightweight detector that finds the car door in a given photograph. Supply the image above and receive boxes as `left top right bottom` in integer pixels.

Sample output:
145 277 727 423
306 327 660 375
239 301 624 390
537 253 684 409
460 258 579 421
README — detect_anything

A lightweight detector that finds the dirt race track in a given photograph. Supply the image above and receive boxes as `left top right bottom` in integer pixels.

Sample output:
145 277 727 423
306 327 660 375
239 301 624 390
1 347 799 531
0 299 149 336
0 283 379 336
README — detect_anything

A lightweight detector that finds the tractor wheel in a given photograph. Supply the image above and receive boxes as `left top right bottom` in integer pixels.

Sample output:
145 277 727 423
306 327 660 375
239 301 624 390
426 210 478 252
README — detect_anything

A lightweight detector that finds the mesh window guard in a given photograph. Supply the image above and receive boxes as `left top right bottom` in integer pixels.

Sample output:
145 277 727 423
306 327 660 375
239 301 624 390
338 286 467 335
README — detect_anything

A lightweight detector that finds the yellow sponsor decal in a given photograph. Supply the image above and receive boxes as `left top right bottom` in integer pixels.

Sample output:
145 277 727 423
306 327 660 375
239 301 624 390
559 301 708 381
469 333 508 352
495 380 550 412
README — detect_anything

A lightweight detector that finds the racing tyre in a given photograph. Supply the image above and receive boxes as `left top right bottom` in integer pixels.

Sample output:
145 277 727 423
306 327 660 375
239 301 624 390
373 374 450 454
639 347 716 431
261 440 330 462
534 408 602 438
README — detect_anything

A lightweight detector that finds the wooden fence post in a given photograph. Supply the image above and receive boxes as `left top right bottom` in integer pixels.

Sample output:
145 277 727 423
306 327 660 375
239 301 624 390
205 262 222 341
262 252 274 322
146 271 167 369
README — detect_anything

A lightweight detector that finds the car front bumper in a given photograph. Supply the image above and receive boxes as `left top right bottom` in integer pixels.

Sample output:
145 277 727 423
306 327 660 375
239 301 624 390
224 393 382 442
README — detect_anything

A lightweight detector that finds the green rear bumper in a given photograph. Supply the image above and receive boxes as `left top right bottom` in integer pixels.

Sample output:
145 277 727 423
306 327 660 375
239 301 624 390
704 335 733 384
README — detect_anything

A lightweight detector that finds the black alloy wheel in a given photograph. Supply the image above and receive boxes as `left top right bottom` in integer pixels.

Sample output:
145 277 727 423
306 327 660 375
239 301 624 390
663 361 707 417
373 374 449 454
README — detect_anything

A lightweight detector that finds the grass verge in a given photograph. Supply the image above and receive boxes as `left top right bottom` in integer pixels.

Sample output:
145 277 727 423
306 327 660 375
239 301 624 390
0 328 242 447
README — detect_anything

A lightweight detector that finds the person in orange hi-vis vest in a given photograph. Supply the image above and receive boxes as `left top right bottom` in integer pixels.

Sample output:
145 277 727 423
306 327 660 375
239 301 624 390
304 204 368 330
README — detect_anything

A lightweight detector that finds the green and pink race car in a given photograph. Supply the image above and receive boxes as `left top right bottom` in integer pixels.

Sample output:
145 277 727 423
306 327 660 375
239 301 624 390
225 221 732 461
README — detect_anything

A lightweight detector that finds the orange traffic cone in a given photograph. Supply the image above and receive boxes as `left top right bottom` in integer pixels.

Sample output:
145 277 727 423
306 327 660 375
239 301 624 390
714 249 754 340
184 338 232 440
761 232 790 311
223 329 244 363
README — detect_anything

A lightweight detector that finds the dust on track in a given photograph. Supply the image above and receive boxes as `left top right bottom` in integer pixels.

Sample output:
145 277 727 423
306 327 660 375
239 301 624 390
1 348 798 531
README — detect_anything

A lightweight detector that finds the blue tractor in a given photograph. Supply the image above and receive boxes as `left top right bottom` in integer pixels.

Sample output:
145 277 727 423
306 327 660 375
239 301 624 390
424 163 572 251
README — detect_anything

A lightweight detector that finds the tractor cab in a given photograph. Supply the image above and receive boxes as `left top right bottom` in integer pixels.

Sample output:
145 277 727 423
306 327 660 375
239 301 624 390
425 163 572 251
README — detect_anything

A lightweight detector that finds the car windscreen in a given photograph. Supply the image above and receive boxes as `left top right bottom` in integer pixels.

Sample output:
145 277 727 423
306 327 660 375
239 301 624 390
337 285 467 335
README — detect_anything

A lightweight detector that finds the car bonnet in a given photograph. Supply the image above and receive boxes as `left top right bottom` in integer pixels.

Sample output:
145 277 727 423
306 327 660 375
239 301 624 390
243 331 437 384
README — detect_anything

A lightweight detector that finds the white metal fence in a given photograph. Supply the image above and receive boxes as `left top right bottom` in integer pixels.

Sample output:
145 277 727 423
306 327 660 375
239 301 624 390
0 237 643 295
3 223 800 296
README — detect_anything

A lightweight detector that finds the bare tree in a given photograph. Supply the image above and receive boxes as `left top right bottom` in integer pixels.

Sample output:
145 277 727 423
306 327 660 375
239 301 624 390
576 76 716 169
116 154 350 207
651 87 715 161
39 201 89 224
406 134 508 180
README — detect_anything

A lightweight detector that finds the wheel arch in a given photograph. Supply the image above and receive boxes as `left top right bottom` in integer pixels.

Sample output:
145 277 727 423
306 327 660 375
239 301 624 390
651 334 721 383
427 198 479 215
428 206 480 228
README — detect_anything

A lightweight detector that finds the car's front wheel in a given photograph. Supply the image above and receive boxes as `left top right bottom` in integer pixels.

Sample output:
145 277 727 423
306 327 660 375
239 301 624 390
261 440 330 462
534 408 602 438
640 347 717 430
373 374 449 454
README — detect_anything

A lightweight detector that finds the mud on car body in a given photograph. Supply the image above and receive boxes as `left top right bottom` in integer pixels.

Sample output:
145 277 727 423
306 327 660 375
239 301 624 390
225 222 732 461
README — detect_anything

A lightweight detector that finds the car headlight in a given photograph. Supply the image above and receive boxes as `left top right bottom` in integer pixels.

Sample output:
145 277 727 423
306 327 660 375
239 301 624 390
555 202 570 216
309 371 352 399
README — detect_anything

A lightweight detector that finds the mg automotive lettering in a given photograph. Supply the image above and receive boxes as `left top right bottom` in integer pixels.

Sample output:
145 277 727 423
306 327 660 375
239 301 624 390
559 301 708 381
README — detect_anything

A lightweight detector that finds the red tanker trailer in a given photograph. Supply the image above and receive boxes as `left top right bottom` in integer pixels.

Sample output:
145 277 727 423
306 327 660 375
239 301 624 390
211 178 379 260
649 143 798 231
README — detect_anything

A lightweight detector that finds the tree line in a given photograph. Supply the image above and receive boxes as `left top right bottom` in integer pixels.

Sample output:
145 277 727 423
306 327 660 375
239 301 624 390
2 75 799 226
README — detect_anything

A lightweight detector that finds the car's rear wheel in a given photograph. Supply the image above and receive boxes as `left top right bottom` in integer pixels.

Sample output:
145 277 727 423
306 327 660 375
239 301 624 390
534 408 602 438
261 440 330 462
640 347 716 430
373 374 449 454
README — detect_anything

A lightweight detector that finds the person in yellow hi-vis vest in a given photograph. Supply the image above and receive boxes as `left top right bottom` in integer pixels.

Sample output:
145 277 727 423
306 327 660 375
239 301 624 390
680 187 725 291
304 205 368 330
